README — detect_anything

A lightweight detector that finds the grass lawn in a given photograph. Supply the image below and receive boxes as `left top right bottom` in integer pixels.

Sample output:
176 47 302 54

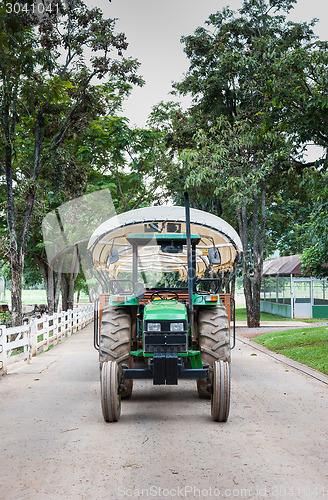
4 290 90 305
235 307 292 322
253 326 328 375
235 306 328 323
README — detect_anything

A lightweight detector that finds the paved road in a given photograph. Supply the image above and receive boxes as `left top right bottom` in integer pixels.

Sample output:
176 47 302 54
1 323 327 500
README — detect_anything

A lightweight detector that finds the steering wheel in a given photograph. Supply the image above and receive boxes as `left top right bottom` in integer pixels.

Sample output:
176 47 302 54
150 290 179 301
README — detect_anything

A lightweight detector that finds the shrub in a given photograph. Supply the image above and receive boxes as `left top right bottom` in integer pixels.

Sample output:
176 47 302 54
0 311 12 327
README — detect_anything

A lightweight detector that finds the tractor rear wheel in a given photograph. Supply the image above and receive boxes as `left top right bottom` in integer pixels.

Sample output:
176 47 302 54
99 306 133 398
197 305 230 398
211 360 230 422
101 361 121 422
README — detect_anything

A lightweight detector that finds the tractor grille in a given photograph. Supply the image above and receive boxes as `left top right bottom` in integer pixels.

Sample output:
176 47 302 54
144 333 188 353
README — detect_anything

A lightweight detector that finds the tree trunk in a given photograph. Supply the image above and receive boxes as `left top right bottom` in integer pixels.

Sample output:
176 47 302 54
52 256 64 313
61 272 78 310
3 86 49 324
61 246 79 311
67 274 75 310
252 184 266 326
230 264 237 298
10 251 24 326
4 99 23 327
68 267 79 310
46 268 55 315
237 184 266 328
221 271 230 294
34 256 62 315
61 274 69 311
54 270 61 313
237 205 257 327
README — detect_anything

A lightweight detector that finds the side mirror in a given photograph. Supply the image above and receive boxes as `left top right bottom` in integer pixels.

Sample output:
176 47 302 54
134 281 145 298
108 248 119 264
208 247 221 265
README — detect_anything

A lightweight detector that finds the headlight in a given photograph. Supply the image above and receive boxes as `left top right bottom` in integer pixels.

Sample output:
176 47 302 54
170 322 184 332
148 323 161 332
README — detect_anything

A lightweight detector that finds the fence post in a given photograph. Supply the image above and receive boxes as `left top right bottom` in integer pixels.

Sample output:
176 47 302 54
72 308 77 334
76 307 80 331
58 311 62 340
0 325 7 375
61 311 66 338
67 309 72 336
74 308 78 333
53 313 58 345
290 274 294 319
43 315 49 351
29 318 37 360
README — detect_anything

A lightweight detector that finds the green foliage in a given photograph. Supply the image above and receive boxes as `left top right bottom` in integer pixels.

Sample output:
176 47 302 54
23 258 44 287
168 0 319 218
0 0 144 320
169 0 326 259
264 167 315 257
0 257 10 281
148 102 235 221
80 116 170 211
156 0 327 327
265 40 328 151
0 311 12 327
175 0 315 125
22 113 168 293
148 101 197 152
74 271 89 296
0 2 150 323
302 245 328 279
181 117 291 210
0 0 143 233
300 171 328 277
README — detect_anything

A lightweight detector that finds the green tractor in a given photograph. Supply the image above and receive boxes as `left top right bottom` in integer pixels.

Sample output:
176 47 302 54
89 194 242 422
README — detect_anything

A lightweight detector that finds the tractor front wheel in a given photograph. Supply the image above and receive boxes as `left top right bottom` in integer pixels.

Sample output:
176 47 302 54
197 305 230 398
99 306 133 398
211 360 231 422
101 361 121 422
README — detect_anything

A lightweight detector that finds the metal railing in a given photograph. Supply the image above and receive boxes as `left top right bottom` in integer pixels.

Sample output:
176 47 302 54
0 304 94 375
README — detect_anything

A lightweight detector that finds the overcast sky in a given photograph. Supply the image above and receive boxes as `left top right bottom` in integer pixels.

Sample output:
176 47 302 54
86 0 328 129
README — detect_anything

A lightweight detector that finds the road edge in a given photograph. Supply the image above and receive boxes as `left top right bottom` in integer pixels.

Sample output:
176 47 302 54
236 334 328 386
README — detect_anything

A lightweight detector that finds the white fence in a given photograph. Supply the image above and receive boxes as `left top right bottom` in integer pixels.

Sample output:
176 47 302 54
0 304 94 375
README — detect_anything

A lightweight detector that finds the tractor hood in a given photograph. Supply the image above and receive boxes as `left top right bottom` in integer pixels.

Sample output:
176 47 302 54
144 300 187 322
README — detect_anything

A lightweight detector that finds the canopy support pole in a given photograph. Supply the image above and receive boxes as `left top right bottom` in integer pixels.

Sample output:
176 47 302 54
132 244 138 294
184 192 194 333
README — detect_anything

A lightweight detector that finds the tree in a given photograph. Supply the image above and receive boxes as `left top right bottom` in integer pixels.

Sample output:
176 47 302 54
79 115 170 212
74 270 89 303
24 112 170 313
24 147 92 314
169 0 321 326
0 0 143 324
264 167 315 258
180 117 291 326
262 38 328 160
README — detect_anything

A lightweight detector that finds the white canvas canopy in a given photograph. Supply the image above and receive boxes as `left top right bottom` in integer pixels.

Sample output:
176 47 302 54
88 206 242 280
